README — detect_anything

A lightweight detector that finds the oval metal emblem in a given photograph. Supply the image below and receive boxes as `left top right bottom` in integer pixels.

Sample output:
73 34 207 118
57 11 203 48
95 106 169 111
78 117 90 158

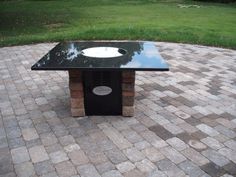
92 86 112 96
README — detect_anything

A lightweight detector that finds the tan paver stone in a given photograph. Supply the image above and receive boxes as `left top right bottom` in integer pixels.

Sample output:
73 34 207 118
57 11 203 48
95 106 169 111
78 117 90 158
178 122 198 133
157 159 186 177
64 143 80 153
123 147 145 162
15 161 35 177
224 139 236 151
116 161 135 173
202 149 230 167
166 137 189 151
141 147 165 162
181 148 209 166
218 147 236 164
188 140 207 150
201 137 224 150
49 150 69 164
101 126 132 150
216 118 236 129
148 169 167 177
68 150 89 165
96 161 115 174
163 123 184 135
196 124 219 137
135 159 156 173
160 146 186 164
55 160 77 177
22 128 39 141
41 133 58 146
29 145 49 163
134 140 151 150
102 170 123 177
174 111 191 119
215 125 236 138
88 152 108 165
152 139 168 149
123 169 145 177
77 164 101 177
11 146 30 164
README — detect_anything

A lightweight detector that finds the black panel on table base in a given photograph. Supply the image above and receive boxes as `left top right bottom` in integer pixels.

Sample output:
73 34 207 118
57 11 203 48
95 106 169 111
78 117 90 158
83 71 122 115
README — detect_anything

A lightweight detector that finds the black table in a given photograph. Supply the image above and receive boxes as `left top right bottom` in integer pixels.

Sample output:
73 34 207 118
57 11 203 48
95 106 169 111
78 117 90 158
32 41 169 117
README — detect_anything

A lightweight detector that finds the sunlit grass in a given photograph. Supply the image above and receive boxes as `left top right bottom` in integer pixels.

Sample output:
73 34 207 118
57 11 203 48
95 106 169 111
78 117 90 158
0 0 236 48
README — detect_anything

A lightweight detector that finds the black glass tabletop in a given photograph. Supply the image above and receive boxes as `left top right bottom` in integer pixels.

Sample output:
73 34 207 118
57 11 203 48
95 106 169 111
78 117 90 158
31 41 169 71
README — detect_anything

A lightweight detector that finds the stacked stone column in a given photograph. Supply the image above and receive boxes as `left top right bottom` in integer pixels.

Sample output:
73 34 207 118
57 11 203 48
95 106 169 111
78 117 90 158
68 70 85 117
122 71 135 117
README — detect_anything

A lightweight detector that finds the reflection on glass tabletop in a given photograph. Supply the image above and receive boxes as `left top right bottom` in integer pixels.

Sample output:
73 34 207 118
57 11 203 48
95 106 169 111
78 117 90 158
31 41 169 71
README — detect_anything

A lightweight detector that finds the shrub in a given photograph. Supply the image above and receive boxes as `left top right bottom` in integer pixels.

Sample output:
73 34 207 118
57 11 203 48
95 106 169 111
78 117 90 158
194 0 236 3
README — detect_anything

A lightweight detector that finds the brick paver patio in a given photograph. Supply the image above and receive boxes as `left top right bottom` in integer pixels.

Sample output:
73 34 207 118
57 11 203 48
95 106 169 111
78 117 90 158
0 42 236 177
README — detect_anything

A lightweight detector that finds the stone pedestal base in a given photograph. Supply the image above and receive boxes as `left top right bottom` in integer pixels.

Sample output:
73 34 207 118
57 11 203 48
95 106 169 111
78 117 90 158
69 70 135 117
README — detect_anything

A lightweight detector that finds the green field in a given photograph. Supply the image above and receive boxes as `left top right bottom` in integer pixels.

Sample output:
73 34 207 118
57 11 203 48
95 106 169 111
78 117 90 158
0 0 236 48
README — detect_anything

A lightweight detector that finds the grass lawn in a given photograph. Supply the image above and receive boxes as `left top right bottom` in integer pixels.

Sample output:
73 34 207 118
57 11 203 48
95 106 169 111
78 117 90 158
0 0 236 48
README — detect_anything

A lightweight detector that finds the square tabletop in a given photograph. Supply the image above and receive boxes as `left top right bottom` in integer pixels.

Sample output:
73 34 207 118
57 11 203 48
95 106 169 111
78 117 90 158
31 41 169 71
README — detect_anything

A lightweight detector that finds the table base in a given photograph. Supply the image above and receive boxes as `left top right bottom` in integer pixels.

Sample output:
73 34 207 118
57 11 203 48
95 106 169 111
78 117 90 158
68 70 135 117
